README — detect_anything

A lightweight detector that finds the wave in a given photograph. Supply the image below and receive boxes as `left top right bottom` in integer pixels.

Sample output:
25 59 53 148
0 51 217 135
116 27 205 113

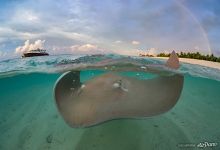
0 54 220 81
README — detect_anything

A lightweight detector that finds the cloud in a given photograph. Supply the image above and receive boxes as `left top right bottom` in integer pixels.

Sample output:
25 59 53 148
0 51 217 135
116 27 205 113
0 0 219 58
52 44 104 55
71 44 97 52
115 40 122 44
0 26 42 42
132 41 140 45
12 9 39 23
47 27 97 43
111 49 142 56
15 39 45 54
148 48 157 56
70 44 107 54
138 48 159 56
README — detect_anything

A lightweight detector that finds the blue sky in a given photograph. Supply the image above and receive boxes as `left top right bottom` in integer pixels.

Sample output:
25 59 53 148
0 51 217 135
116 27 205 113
0 0 220 59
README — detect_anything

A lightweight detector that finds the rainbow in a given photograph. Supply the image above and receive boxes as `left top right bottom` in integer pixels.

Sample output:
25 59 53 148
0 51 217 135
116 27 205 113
174 0 212 55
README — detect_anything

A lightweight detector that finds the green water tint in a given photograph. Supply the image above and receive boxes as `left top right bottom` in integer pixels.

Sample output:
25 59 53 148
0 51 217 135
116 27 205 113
54 69 179 128
0 71 220 150
118 71 157 80
79 70 157 82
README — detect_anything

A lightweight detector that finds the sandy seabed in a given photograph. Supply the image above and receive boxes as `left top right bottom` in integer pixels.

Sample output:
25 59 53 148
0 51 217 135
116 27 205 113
0 70 220 150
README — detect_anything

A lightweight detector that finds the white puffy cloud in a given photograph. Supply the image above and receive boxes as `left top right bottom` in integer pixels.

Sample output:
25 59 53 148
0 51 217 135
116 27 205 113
132 40 140 45
52 44 104 55
70 44 107 54
71 44 97 52
15 40 45 54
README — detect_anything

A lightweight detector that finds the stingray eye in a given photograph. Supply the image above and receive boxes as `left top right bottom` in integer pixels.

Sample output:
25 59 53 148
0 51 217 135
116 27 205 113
112 80 128 92
113 82 120 88
81 84 86 89
112 79 122 88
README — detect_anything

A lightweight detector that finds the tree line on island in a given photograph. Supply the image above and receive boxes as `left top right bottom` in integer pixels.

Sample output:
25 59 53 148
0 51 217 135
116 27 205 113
157 52 220 63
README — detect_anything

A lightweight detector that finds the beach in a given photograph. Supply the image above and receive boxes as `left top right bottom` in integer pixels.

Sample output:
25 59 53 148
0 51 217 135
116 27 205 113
155 57 220 70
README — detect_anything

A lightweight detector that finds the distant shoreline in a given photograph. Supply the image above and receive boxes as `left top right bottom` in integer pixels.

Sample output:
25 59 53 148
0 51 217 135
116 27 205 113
155 57 220 70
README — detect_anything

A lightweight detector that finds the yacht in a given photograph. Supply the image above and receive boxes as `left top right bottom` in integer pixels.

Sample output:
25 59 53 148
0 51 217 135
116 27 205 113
22 48 49 58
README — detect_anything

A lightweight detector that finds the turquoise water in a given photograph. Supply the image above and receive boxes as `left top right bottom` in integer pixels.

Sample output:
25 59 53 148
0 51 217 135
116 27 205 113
0 55 220 150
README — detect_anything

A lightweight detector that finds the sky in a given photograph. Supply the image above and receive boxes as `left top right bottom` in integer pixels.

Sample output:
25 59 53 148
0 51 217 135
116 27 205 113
0 0 220 60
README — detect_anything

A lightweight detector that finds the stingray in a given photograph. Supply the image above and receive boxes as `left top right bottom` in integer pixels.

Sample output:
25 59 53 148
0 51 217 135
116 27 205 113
54 51 184 128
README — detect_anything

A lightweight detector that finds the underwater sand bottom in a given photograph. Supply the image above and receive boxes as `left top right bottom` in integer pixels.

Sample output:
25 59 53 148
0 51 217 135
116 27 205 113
0 75 220 150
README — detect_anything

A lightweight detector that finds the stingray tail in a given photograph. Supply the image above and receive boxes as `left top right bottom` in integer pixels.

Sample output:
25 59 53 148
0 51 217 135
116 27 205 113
166 51 180 69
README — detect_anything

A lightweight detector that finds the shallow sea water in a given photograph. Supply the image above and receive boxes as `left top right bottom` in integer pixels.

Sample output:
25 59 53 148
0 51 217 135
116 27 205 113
0 54 220 150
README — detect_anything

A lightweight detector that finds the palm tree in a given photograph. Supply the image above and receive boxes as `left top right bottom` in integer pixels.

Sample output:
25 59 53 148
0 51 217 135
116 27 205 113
156 51 220 63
